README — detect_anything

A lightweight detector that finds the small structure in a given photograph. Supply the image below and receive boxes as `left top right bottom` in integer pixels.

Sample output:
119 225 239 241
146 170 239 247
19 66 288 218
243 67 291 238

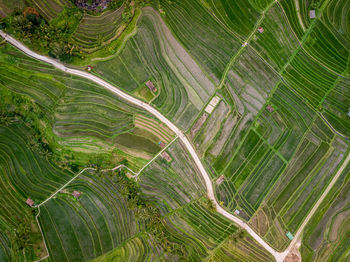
216 175 225 185
286 232 294 240
242 42 248 47
257 27 264 33
160 151 172 162
205 96 221 114
146 80 157 93
87 65 93 72
159 141 166 148
26 198 34 207
72 190 81 199
234 209 240 215
309 10 316 19
347 109 350 117
266 105 274 113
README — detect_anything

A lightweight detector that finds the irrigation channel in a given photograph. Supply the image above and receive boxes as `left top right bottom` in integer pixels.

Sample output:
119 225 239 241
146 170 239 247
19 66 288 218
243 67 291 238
2 30 349 262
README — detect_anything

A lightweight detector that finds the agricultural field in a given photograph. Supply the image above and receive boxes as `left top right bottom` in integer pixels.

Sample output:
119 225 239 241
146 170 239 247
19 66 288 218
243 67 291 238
71 6 124 52
0 43 177 171
0 0 350 261
300 163 350 261
38 170 140 261
94 7 216 130
158 0 240 82
0 123 74 260
138 140 275 261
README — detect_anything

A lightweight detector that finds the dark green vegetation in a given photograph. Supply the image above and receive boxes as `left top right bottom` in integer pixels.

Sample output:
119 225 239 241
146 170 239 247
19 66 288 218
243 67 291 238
0 0 147 63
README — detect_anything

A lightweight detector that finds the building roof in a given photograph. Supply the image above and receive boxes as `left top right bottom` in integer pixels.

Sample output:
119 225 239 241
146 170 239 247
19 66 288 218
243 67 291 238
146 80 157 92
258 27 264 33
161 151 172 162
309 10 316 18
26 198 34 207
286 232 294 240
266 105 274 113
72 190 81 198
216 175 225 185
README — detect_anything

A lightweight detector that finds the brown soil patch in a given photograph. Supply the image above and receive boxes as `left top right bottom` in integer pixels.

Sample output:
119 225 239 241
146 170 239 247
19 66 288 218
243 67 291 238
190 113 208 139
284 242 301 262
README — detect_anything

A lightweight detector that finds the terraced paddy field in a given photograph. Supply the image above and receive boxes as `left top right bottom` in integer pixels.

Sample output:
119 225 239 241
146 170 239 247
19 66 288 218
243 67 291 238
1 0 350 261
0 43 175 169
187 0 350 252
301 163 350 261
158 0 240 83
71 6 124 52
138 141 276 261
32 0 73 21
0 123 74 261
94 7 216 130
38 170 140 261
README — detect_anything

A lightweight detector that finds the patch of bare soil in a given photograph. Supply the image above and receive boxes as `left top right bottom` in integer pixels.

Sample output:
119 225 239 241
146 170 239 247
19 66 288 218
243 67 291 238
190 113 208 139
284 242 301 262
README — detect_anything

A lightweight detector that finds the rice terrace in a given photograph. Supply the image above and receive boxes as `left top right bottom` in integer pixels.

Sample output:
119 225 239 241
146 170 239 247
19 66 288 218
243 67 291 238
0 0 349 261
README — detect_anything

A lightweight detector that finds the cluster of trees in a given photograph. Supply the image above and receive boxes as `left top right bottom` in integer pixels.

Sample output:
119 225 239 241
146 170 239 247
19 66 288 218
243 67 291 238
0 87 53 157
3 7 83 62
109 169 188 260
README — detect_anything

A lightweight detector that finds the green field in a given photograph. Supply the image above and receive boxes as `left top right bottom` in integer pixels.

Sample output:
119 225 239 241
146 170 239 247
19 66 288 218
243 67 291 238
0 0 350 261
0 124 74 260
0 43 174 170
94 7 216 130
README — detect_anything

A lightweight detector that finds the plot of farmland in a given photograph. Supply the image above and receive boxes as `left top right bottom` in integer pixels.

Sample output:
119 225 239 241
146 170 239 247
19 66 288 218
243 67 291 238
0 124 74 260
0 0 350 261
38 171 139 261
0 44 170 169
72 6 124 51
95 7 215 130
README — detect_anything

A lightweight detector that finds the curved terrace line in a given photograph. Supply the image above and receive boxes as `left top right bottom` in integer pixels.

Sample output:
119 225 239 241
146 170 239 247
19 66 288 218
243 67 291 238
2 30 349 262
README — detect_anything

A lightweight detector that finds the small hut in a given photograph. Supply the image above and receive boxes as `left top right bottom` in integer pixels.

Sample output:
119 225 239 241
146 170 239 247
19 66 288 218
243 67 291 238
309 10 316 19
160 151 171 162
26 198 34 207
257 27 264 33
266 105 274 113
146 80 157 92
72 191 81 199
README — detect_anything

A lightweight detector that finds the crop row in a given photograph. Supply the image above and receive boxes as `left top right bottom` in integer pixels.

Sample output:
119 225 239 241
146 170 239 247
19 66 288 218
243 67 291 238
72 7 124 50
95 8 216 130
39 171 138 261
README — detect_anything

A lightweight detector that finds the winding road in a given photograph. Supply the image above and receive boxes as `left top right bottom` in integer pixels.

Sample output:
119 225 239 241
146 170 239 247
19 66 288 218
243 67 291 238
2 30 349 262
